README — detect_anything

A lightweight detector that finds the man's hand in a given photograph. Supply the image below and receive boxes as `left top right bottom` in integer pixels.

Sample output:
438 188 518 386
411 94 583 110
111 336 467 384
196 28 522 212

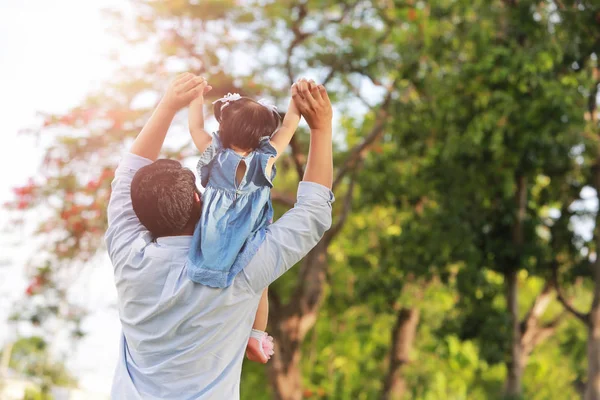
291 78 333 133
161 73 210 112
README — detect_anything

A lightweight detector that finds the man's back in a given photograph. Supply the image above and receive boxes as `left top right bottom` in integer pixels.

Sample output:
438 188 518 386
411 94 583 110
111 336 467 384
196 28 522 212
110 232 260 399
105 153 333 399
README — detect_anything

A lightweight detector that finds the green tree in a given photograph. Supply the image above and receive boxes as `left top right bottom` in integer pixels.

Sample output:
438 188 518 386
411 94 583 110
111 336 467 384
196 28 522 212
549 1 600 398
1 336 77 390
355 1 592 398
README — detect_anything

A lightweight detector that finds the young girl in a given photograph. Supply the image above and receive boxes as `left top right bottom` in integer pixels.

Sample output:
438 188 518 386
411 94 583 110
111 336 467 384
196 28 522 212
187 85 301 363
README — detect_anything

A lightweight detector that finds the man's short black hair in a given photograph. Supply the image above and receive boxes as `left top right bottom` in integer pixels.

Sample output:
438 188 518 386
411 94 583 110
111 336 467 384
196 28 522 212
213 97 281 151
131 159 199 238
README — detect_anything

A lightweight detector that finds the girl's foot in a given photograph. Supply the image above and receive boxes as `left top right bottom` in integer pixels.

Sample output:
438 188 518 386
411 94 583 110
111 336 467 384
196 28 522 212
246 329 274 364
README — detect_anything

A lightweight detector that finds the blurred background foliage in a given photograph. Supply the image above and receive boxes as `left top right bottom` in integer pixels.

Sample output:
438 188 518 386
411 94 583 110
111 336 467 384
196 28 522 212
4 0 600 399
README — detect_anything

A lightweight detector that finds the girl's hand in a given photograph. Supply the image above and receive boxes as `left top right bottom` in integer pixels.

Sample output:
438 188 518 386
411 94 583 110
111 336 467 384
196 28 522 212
161 73 210 112
191 80 213 106
287 91 301 118
188 76 213 153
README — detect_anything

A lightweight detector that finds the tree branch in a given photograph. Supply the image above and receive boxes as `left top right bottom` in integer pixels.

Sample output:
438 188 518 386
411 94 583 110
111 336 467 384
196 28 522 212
269 287 282 319
284 1 359 181
288 135 305 180
382 307 420 400
551 263 589 325
520 280 557 354
271 190 295 208
521 280 554 330
285 1 359 86
320 15 390 88
286 242 329 340
325 169 359 244
524 316 563 352
285 2 310 85
332 84 395 191
343 74 375 108
322 68 336 86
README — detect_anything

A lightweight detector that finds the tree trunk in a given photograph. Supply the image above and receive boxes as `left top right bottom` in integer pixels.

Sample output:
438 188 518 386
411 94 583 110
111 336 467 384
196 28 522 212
586 308 600 400
587 127 600 399
268 243 328 400
505 174 527 397
264 81 388 396
267 318 303 400
505 269 523 397
381 308 420 400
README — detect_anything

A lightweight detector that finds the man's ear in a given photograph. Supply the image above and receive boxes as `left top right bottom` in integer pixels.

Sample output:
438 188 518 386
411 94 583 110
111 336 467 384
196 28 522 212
194 192 200 203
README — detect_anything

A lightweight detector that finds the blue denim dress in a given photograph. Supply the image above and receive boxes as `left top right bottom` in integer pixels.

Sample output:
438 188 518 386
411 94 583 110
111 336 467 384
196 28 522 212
187 133 276 287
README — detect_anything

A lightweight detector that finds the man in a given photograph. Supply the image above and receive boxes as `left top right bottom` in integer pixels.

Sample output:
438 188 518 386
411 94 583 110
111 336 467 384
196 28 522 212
105 73 334 399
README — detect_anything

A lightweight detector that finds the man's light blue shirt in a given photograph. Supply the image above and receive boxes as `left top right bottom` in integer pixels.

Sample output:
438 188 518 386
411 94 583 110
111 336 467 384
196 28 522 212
105 153 334 399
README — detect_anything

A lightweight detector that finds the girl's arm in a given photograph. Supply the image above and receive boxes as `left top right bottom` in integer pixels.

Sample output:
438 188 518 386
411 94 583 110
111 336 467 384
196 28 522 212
189 92 213 154
269 97 301 162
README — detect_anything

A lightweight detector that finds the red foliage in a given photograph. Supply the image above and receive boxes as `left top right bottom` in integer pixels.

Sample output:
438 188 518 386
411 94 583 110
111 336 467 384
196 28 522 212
100 167 114 181
106 109 126 130
25 275 44 296
79 108 96 124
72 221 84 233
13 182 36 197
11 179 38 210
42 108 99 128
17 200 29 210
59 115 76 125
86 180 99 191
408 8 417 21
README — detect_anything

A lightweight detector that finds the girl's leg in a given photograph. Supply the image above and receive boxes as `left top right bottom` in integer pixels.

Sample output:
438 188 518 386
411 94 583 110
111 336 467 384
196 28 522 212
246 288 273 363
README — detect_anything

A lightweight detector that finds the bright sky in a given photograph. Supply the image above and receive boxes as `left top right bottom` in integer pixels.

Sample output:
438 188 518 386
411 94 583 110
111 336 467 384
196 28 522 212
0 1 123 396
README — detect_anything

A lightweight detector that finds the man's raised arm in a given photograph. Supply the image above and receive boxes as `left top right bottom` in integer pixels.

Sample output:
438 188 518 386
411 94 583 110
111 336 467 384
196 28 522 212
105 74 209 260
295 79 333 189
242 79 335 293
131 74 209 160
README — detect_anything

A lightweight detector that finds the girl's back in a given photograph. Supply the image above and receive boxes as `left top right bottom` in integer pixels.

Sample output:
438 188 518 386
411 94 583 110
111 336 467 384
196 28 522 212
186 93 300 288
188 134 277 287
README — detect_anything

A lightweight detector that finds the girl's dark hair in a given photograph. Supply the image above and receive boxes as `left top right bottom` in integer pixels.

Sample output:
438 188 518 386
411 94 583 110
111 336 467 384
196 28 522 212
213 97 281 150
131 159 200 237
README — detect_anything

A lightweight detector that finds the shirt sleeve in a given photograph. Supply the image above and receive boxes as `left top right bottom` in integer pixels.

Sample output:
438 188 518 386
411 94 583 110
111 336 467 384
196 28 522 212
104 153 152 265
240 181 335 293
197 134 222 188
256 137 277 188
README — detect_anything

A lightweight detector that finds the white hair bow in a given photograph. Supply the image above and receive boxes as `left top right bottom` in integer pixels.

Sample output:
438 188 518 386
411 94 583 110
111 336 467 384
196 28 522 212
212 93 279 115
212 93 242 111
257 99 279 114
